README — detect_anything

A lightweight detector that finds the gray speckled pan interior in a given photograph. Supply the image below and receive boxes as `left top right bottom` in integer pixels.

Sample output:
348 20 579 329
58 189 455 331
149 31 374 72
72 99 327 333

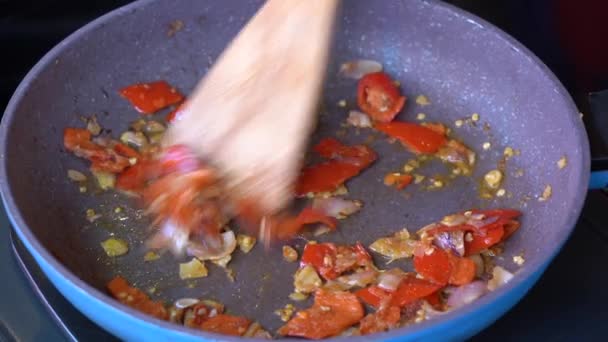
0 0 590 340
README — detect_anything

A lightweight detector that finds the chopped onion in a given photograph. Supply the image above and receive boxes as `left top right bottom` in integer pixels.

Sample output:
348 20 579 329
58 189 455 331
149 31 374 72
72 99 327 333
120 131 148 149
313 225 332 236
346 110 373 128
339 59 383 79
487 266 514 291
187 230 237 261
370 229 416 261
179 258 208 279
174 298 200 309
312 197 362 219
67 169 87 182
294 265 323 293
440 214 467 227
144 120 166 135
433 230 465 256
377 268 406 292
92 171 115 190
446 281 487 309
335 269 378 289
86 116 102 135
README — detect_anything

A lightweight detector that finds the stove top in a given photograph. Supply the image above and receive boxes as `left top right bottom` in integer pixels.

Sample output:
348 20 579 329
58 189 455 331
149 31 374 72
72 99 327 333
1 0 607 341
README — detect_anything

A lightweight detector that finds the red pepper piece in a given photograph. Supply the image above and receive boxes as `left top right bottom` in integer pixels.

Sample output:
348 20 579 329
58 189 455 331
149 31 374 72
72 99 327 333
357 72 406 123
389 276 443 307
119 80 184 114
198 314 251 336
278 289 364 339
375 121 447 154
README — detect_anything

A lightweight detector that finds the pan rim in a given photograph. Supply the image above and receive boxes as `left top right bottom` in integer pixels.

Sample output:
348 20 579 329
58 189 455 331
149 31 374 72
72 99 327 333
0 0 590 341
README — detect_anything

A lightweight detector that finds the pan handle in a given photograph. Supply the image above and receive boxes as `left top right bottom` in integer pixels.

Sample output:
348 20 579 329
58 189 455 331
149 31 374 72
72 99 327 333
589 171 608 190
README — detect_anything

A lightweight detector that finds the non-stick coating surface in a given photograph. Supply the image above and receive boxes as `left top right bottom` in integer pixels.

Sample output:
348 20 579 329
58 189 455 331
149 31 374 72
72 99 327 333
0 0 589 340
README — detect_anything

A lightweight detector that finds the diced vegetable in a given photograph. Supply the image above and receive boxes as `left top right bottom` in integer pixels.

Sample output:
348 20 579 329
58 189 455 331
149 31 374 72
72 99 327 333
375 121 447 154
296 139 376 196
107 276 168 320
294 265 323 294
101 238 129 257
179 258 208 279
119 80 184 114
487 266 514 291
275 304 296 322
199 314 251 336
359 306 400 335
357 72 406 123
369 229 416 261
339 59 383 79
278 290 364 339
237 234 256 254
67 169 87 182
282 245 298 263
93 170 116 190
414 247 476 286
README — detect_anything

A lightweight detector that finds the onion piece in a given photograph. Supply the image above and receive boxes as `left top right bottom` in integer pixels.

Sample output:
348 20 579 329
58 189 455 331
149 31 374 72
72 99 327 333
369 229 416 261
487 266 514 291
339 59 383 79
440 214 467 227
175 298 200 309
433 230 465 256
335 269 378 289
446 281 487 309
120 131 148 149
377 268 406 292
293 265 323 293
312 197 362 219
346 110 373 128
67 169 87 182
187 230 237 261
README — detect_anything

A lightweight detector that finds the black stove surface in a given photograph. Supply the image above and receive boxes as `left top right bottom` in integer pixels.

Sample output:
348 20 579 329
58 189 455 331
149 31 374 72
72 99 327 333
1 1 607 341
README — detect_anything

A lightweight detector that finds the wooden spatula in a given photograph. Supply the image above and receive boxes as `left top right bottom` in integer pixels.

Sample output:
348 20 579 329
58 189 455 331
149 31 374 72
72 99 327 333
163 0 340 216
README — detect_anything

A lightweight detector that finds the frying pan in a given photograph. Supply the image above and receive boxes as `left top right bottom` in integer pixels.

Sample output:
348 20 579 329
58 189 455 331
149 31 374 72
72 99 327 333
0 0 590 341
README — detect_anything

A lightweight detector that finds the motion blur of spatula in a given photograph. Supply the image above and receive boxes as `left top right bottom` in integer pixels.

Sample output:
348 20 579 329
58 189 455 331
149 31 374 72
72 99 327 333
162 0 340 222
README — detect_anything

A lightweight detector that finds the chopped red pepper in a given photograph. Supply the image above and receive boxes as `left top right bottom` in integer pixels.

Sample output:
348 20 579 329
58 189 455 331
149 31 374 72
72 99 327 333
300 242 371 280
375 121 447 154
278 289 364 339
119 80 184 114
384 173 413 190
357 72 406 123
198 314 251 336
295 139 377 196
448 255 476 285
300 243 339 279
389 276 443 308
355 286 392 308
424 291 443 310
465 226 505 256
414 247 477 285
359 306 401 335
413 247 452 285
107 276 168 320
64 128 134 174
